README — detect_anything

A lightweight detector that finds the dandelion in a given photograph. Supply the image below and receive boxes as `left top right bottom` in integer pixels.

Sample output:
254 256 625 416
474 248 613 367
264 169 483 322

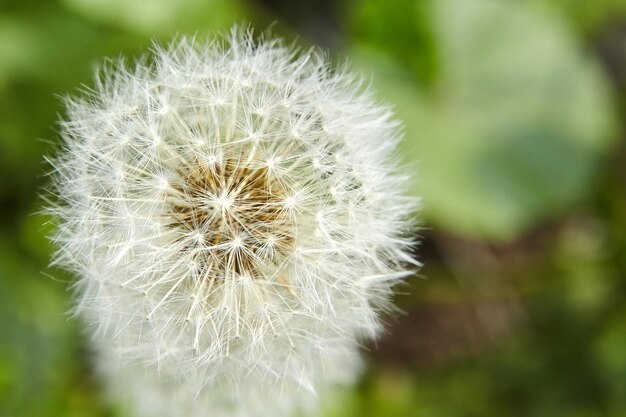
47 28 419 417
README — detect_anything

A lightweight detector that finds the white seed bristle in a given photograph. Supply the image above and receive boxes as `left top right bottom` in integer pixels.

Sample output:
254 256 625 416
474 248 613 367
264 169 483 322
47 27 420 417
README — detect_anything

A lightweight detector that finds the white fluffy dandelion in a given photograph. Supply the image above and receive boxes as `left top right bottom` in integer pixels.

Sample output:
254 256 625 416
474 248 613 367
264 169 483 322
48 28 419 417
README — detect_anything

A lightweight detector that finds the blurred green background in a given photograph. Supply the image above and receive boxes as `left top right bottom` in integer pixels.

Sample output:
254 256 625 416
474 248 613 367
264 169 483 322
1 0 625 416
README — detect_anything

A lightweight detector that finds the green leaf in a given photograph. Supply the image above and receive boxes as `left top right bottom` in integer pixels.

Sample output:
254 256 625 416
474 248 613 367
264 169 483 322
350 0 616 241
532 0 626 33
60 0 247 36
0 237 92 416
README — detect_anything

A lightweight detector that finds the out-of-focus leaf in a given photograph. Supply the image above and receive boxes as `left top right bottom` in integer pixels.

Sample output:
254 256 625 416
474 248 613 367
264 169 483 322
319 386 359 417
0 237 99 416
60 0 246 36
20 212 56 264
594 309 626 412
553 218 614 316
348 0 438 85
0 12 127 85
349 0 616 241
0 8 146 213
533 0 626 33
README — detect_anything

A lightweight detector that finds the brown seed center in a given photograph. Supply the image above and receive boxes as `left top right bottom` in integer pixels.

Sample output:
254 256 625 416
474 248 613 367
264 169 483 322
170 157 294 279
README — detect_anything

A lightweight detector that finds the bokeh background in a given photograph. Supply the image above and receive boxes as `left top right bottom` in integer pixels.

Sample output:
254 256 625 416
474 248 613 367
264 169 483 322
1 0 625 416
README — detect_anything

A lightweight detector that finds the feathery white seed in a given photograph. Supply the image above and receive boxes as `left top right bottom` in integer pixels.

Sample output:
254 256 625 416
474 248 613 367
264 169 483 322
47 28 420 417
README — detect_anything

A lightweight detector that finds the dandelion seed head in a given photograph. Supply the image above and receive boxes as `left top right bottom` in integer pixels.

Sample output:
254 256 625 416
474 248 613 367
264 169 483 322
48 27 420 417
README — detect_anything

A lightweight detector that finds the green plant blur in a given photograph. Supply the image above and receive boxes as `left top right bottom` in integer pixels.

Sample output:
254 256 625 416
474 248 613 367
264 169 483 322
1 0 625 416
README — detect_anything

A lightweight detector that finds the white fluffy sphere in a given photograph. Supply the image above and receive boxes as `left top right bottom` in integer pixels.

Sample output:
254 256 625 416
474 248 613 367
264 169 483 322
48 28 419 417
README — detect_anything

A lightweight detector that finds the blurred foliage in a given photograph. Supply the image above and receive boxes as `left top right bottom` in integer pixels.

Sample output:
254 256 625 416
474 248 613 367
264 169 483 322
532 0 626 34
0 0 625 417
60 0 246 36
349 0 616 241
